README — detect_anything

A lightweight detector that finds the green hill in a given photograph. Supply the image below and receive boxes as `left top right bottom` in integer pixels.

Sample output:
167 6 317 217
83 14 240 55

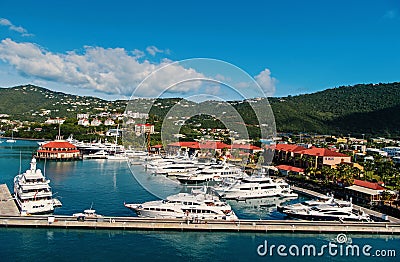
1 83 400 137
0 85 126 121
269 82 400 136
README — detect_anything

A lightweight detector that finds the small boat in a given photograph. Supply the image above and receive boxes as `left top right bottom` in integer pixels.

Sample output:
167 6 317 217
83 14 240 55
83 150 109 159
73 208 103 219
6 131 16 143
106 154 129 160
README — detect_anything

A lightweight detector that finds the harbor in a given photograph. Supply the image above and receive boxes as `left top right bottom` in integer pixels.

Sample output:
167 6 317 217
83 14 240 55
1 140 400 262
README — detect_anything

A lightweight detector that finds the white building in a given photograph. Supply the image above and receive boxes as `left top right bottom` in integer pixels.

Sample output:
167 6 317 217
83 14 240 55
77 113 89 119
44 118 65 125
90 119 102 126
135 124 154 135
352 144 367 153
104 118 115 126
78 118 90 126
366 148 388 157
125 111 149 119
381 147 400 158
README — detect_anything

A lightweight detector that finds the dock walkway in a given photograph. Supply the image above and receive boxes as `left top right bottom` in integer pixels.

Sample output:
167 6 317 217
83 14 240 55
1 215 400 234
0 184 19 216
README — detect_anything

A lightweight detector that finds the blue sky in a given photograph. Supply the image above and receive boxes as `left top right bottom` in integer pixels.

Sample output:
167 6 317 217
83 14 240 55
0 0 399 100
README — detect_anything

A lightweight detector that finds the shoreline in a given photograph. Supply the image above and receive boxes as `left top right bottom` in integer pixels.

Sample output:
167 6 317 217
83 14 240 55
0 137 47 142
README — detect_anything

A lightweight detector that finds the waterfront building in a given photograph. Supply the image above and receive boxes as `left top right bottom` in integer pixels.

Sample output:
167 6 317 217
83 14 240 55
275 165 305 176
36 137 81 160
345 179 388 205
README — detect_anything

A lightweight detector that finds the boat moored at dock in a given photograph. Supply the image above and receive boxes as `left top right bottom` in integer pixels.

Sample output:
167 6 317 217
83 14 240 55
124 190 238 221
278 195 371 221
13 157 62 215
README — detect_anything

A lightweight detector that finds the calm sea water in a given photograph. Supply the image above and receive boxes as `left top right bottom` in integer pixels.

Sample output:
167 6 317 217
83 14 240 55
0 140 399 261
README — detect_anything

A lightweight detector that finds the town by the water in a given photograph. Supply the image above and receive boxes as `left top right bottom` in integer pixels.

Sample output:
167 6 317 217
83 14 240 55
1 86 400 234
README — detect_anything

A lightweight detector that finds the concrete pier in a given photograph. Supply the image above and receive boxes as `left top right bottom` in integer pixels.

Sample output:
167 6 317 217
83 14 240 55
0 215 399 234
0 184 19 216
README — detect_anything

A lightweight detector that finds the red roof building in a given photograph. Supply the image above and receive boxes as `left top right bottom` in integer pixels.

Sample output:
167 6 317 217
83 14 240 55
346 179 388 204
274 144 351 169
276 164 305 174
36 140 81 160
353 179 385 190
297 147 349 158
231 144 263 152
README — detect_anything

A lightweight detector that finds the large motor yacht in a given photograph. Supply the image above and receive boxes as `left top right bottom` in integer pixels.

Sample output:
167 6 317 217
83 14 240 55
278 195 370 221
124 190 237 220
212 175 297 200
176 163 245 184
13 158 62 215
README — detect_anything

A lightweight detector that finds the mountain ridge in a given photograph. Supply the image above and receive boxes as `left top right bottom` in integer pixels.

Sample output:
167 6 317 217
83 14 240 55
1 82 400 137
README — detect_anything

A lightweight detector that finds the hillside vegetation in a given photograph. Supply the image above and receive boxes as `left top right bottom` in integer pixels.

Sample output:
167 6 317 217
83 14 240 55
1 83 400 137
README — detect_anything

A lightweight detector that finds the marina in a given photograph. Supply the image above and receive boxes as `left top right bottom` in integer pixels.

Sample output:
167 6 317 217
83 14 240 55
1 140 400 262
1 183 399 233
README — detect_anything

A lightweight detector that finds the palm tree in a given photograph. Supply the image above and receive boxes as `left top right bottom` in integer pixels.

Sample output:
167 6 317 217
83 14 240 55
363 159 375 181
336 164 355 187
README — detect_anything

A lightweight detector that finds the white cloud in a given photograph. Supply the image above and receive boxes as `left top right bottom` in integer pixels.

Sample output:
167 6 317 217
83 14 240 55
132 49 145 58
0 38 204 97
146 45 169 56
0 38 277 99
254 68 276 96
0 18 33 36
384 10 398 20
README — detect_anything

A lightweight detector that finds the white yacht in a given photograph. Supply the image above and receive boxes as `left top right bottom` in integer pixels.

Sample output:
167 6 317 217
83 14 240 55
6 130 16 143
124 191 237 220
278 195 370 221
13 158 62 215
277 194 337 213
154 162 199 176
176 163 245 184
212 175 297 200
280 201 370 221
83 150 109 159
106 153 129 160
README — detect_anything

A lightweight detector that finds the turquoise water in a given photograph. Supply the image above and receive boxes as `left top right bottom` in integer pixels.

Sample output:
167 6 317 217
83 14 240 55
0 140 399 261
